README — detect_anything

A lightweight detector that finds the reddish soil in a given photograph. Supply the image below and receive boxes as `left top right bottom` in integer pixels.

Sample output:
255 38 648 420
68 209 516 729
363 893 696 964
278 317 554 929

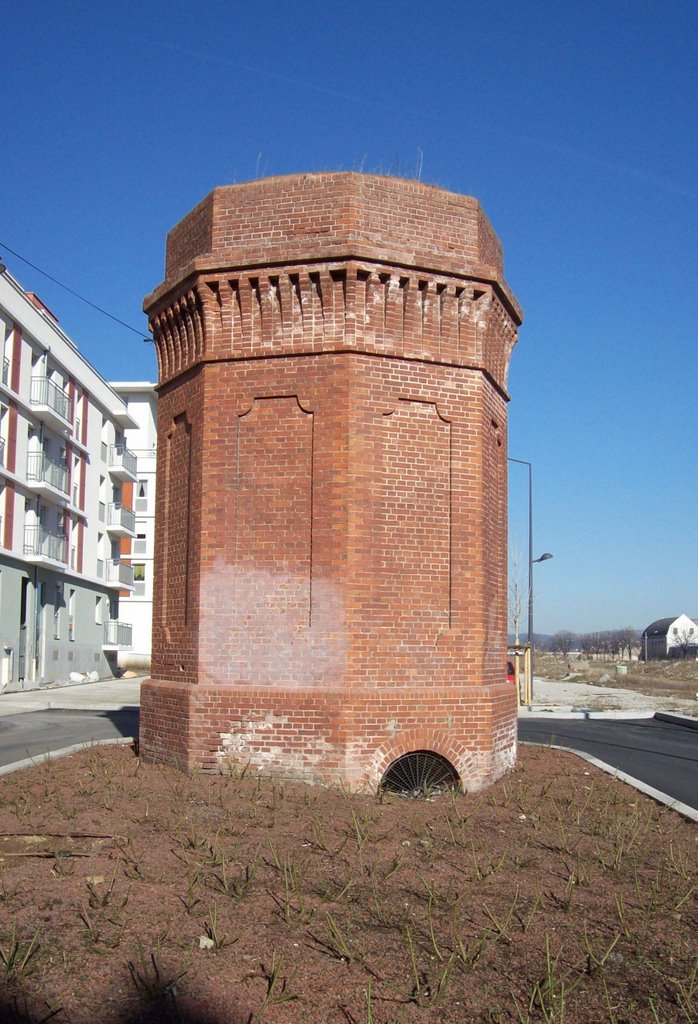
0 744 695 1024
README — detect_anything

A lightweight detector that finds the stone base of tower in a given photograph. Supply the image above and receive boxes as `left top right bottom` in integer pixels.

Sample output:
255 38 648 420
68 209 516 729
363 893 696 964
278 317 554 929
139 679 517 791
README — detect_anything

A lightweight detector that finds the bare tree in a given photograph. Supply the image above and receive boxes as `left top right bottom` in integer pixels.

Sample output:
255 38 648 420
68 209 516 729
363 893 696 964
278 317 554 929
606 630 623 659
577 627 640 661
584 632 608 659
579 633 594 657
509 546 525 644
671 625 697 658
550 630 576 657
616 626 639 660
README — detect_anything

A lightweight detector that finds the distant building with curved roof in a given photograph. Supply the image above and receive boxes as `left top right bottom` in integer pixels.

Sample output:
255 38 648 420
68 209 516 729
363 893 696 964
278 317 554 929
641 614 698 660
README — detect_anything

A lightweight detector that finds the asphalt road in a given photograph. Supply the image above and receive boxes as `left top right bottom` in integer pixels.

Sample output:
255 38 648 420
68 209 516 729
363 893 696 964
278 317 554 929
519 717 698 811
0 709 138 768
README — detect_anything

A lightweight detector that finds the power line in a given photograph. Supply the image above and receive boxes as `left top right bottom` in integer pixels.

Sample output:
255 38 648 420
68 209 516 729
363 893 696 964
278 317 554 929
0 240 149 339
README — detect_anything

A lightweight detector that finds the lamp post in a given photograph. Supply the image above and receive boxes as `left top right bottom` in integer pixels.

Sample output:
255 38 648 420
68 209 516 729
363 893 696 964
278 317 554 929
508 457 552 703
530 552 553 686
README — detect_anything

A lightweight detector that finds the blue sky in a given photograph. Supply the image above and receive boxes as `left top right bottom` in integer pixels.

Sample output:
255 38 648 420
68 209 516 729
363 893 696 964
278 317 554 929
1 1 695 634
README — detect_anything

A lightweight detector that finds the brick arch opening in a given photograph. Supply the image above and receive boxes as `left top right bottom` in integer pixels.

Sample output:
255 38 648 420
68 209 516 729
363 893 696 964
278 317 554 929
381 749 460 795
360 729 481 793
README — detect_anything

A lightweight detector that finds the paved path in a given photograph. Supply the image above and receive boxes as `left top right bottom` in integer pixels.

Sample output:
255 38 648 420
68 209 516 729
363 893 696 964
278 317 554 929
0 677 142 717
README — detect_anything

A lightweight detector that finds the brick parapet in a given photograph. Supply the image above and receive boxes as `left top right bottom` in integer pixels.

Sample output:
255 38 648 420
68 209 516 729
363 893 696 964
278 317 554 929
152 174 519 309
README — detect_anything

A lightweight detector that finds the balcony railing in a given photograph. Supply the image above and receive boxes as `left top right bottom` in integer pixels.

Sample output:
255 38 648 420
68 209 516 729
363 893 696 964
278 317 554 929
107 502 136 533
109 444 137 478
104 559 134 588
26 452 69 494
30 376 71 423
103 620 133 647
24 524 67 563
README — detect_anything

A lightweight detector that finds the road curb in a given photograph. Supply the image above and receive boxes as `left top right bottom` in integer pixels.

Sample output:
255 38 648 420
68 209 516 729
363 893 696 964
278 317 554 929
0 702 139 718
519 708 656 720
654 711 698 731
0 737 136 778
519 740 698 823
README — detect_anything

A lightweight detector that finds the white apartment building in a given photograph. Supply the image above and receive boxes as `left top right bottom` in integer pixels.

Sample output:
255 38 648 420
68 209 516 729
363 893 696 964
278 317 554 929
0 266 138 691
110 382 157 671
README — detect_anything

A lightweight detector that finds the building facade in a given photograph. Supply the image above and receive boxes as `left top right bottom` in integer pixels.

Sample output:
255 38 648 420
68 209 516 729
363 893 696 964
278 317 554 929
641 615 698 660
0 267 138 691
110 382 157 671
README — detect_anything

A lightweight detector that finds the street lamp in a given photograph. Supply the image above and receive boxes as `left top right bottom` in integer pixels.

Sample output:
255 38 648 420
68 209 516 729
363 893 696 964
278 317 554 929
530 551 553 685
508 457 553 702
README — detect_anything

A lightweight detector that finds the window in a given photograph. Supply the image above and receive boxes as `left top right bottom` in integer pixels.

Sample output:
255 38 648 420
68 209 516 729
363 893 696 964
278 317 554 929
72 454 80 506
95 596 103 625
135 480 148 513
133 563 146 596
68 587 76 641
133 524 147 555
54 583 63 639
0 404 8 466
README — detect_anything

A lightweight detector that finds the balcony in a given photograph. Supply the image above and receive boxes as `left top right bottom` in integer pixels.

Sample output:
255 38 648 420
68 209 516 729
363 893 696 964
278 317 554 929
108 444 137 481
26 452 69 499
23 524 67 564
102 620 133 650
2 358 9 386
30 376 72 432
106 502 136 537
104 558 134 589
0 437 5 467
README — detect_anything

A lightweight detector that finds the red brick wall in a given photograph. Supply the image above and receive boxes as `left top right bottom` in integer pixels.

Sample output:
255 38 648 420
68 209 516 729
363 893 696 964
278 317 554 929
160 174 497 283
142 174 522 791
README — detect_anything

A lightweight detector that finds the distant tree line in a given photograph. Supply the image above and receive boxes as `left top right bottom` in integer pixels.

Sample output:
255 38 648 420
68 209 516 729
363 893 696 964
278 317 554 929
546 627 639 660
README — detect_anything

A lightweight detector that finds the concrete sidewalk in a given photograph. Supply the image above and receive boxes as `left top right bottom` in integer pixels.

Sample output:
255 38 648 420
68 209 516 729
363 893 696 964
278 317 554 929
520 676 698 720
0 677 143 717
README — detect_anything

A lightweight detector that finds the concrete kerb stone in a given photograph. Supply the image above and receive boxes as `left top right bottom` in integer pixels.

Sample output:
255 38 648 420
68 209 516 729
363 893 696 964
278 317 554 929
520 708 698 725
518 708 657 721
654 711 698 731
519 739 698 824
0 737 136 778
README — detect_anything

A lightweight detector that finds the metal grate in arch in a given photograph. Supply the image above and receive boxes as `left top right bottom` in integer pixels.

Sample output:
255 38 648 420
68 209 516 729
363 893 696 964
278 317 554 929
380 750 460 797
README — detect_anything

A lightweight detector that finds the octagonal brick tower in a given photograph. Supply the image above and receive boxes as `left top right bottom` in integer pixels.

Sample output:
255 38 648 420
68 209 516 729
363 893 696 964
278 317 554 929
140 173 523 791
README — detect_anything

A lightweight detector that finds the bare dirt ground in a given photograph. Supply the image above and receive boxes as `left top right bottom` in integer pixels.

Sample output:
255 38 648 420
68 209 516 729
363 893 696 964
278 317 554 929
535 655 698 703
0 744 695 1024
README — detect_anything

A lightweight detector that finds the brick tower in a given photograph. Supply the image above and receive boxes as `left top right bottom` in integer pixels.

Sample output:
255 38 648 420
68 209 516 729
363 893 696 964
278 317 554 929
140 173 522 791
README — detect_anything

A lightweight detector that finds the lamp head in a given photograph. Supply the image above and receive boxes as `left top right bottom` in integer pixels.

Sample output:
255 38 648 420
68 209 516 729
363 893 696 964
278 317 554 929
534 552 553 563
